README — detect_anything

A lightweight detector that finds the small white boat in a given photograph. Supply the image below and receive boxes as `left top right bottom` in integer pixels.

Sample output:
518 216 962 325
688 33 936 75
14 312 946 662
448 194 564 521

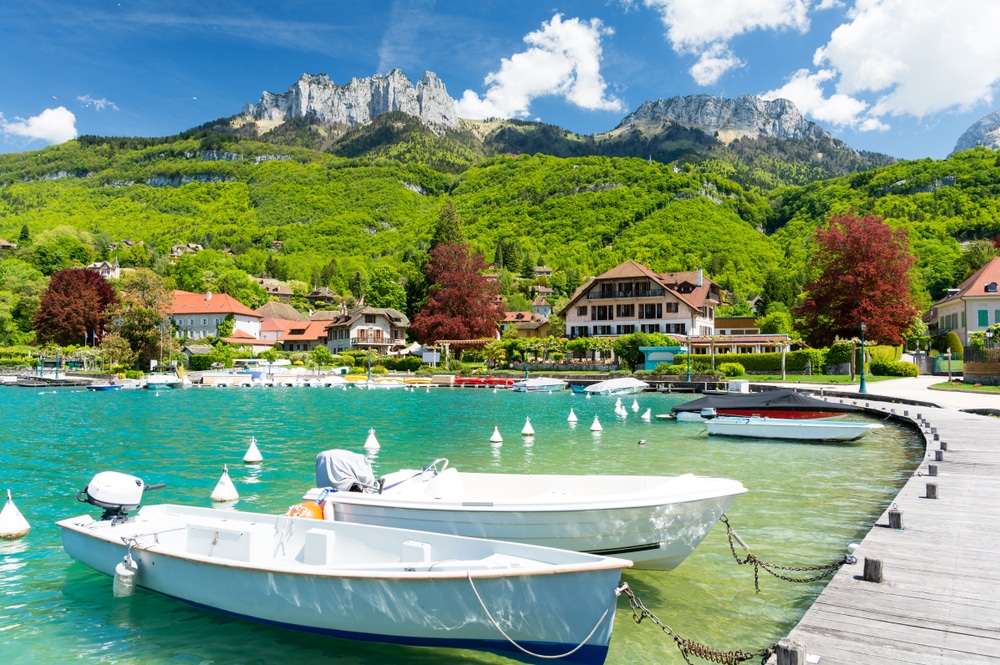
584 378 649 395
145 367 187 390
60 473 630 665
306 450 746 571
511 377 568 393
705 416 884 441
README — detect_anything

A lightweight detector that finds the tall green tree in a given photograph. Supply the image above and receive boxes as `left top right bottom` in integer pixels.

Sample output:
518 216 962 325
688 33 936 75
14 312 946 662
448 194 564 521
366 265 407 311
105 269 176 369
430 199 465 248
794 213 919 346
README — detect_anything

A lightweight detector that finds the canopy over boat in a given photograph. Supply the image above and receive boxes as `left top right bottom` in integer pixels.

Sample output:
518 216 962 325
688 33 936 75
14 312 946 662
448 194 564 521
670 389 857 419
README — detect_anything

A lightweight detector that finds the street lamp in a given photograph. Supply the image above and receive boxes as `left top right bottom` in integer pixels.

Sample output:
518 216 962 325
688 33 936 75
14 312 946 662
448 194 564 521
686 336 692 382
987 329 994 350
859 321 868 394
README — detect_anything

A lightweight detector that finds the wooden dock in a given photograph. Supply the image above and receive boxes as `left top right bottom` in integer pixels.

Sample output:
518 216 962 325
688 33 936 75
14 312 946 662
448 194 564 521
776 396 1000 664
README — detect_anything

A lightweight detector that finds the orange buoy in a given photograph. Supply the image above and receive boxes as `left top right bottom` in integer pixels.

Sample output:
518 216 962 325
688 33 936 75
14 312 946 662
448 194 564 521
285 501 324 519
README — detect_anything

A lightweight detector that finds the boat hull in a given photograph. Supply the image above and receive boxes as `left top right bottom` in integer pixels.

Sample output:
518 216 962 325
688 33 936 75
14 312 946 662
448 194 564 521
583 378 649 395
59 505 627 665
309 471 746 571
511 378 567 393
705 416 884 441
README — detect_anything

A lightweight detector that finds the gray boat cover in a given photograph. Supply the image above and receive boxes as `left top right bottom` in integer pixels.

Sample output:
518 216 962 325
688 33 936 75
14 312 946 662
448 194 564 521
315 449 375 491
671 388 857 414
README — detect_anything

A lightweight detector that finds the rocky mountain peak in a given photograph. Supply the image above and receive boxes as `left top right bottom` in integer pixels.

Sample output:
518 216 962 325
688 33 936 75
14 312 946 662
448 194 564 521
615 94 835 143
952 108 1000 154
241 69 459 130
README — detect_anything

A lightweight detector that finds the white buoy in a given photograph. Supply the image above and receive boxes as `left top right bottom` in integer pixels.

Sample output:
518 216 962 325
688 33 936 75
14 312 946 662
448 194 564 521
364 428 381 450
493 387 497 394
590 416 603 432
615 398 622 409
210 465 239 502
113 554 138 597
632 399 640 412
0 490 30 539
585 392 591 399
567 408 578 423
521 417 535 436
490 426 503 443
642 408 652 422
242 436 263 464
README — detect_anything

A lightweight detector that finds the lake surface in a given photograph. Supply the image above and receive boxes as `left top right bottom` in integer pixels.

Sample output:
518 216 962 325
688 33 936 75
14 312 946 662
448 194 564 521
0 385 923 665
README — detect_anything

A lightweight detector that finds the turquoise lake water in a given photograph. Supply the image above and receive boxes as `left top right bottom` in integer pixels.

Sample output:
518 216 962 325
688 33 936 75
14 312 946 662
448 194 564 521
0 385 924 665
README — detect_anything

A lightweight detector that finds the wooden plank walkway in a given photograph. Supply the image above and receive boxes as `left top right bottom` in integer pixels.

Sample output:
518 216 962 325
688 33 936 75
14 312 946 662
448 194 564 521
777 397 1000 664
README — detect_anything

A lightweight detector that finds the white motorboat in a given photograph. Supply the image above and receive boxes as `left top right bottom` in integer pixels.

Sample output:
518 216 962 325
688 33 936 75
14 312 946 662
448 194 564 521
145 368 186 390
305 450 746 571
511 377 568 393
705 415 884 441
60 472 631 665
583 378 649 395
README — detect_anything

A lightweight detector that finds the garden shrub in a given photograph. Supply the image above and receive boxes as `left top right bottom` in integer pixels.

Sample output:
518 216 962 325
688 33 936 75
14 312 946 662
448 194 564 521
188 354 214 371
718 362 745 377
654 363 686 375
869 359 918 377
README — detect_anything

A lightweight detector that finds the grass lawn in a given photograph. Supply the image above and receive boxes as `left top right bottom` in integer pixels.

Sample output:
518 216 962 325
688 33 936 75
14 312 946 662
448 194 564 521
747 374 893 385
930 381 1000 394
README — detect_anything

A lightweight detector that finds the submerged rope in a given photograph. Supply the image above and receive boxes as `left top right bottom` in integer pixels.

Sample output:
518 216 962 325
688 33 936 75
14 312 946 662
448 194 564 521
467 572 617 660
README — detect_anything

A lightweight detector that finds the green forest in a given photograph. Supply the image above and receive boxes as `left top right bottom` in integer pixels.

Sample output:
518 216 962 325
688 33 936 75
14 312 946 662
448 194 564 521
1 128 998 348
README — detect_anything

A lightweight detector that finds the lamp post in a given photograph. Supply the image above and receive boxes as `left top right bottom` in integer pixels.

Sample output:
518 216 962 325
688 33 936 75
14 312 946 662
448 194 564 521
686 336 692 382
859 321 868 394
987 329 994 350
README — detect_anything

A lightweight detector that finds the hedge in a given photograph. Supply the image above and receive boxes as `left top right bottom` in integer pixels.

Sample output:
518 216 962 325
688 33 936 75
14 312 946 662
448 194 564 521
674 349 825 373
870 359 919 377
188 355 215 371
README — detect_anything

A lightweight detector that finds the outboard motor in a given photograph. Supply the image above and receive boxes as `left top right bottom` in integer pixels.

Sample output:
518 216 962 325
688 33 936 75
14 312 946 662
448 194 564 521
77 471 163 521
315 450 377 492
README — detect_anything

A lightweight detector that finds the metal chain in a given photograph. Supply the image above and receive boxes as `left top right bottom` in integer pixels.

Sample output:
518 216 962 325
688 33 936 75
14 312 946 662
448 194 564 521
720 515 856 593
618 583 775 665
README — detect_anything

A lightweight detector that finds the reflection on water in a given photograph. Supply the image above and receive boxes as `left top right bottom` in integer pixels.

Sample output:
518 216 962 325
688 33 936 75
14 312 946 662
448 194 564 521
0 386 923 665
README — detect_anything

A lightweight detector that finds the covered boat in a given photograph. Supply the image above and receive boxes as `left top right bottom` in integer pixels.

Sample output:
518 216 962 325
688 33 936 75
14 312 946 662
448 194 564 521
705 415 884 441
583 378 649 395
305 450 746 571
669 388 857 420
511 377 568 393
60 472 631 665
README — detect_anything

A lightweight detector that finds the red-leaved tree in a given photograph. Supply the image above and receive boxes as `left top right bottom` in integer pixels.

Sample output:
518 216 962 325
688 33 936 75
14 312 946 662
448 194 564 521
794 212 919 346
34 268 118 346
410 243 504 343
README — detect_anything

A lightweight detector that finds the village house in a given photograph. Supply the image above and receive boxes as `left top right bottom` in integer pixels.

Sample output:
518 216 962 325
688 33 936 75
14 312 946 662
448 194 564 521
170 290 262 340
304 286 338 306
924 256 1000 345
255 277 293 303
560 260 720 339
169 243 204 259
532 296 552 320
0 238 18 251
85 258 121 281
293 306 410 354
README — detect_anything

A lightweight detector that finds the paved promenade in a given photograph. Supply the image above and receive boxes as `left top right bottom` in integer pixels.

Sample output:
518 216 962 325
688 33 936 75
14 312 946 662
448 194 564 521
766 378 1000 664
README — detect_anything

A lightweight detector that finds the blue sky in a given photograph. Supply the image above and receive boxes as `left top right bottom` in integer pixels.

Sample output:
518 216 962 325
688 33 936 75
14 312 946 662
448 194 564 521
2 1 999 160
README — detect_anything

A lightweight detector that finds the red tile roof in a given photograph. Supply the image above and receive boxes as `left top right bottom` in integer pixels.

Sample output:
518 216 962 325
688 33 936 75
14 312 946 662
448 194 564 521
171 290 261 318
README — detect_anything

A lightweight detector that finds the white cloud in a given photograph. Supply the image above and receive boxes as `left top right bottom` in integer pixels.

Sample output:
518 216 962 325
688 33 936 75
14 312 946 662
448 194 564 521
78 95 119 111
813 0 1000 119
689 44 743 86
641 0 810 50
456 14 624 120
1 107 78 145
762 68 884 129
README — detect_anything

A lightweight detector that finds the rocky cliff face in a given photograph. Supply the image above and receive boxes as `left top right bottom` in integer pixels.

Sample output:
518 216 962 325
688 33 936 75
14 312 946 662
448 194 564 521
615 94 835 143
952 109 1000 153
241 69 459 129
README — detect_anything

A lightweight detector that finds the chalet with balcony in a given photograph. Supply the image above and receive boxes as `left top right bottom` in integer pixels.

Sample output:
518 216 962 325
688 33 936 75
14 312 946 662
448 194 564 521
309 306 409 354
560 260 720 339
925 256 1000 344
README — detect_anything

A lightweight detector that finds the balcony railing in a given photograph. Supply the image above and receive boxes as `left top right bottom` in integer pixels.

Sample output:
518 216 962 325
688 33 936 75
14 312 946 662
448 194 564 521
587 289 664 299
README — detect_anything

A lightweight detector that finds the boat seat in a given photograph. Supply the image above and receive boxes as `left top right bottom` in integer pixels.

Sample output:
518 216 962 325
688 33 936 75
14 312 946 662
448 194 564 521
303 528 336 565
401 540 432 563
423 468 463 501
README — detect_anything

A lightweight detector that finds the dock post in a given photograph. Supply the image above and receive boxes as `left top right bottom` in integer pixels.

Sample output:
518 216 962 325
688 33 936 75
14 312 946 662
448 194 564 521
928 464 938 476
775 639 807 665
935 450 944 462
863 557 883 583
940 441 948 451
926 483 938 499
888 508 903 529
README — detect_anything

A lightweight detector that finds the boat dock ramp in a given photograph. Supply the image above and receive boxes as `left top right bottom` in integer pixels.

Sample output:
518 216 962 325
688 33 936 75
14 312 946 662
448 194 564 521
772 388 1000 665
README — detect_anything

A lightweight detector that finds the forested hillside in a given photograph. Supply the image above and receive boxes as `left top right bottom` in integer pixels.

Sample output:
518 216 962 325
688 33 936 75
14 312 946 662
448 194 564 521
1 133 999 347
